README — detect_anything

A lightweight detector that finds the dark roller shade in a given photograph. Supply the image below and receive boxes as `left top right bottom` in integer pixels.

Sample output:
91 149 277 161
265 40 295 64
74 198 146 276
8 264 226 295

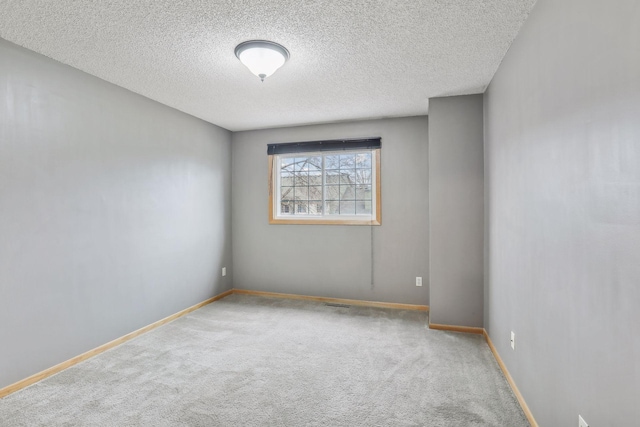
267 137 381 155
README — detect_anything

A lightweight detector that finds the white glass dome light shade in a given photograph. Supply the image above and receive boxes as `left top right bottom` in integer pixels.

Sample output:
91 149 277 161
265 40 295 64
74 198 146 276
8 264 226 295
235 40 290 82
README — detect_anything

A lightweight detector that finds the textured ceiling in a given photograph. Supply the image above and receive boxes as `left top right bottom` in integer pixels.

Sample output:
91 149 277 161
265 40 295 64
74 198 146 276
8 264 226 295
0 0 536 131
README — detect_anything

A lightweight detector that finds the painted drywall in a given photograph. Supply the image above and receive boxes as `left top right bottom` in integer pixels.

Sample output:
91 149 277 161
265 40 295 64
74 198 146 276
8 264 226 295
0 38 232 389
232 117 429 305
428 95 484 328
484 0 640 425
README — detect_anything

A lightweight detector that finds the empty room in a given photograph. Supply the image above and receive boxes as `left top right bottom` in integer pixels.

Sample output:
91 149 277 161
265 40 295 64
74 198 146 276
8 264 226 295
1 0 638 426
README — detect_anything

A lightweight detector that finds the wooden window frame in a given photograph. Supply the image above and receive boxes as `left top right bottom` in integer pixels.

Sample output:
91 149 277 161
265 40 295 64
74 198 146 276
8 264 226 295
268 148 381 225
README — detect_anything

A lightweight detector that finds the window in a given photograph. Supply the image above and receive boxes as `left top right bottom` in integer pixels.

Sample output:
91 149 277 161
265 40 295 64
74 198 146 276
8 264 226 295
268 138 381 225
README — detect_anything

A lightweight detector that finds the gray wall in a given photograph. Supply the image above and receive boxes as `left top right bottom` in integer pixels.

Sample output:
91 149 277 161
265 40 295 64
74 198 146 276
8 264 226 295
232 117 429 305
428 95 484 327
0 39 232 389
484 0 640 425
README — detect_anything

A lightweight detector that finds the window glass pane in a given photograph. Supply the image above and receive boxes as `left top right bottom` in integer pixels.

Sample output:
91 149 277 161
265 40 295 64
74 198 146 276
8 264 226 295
340 185 355 200
308 201 323 215
294 173 309 186
356 201 372 215
340 170 357 184
355 152 372 169
309 171 322 185
340 201 356 215
325 154 340 169
325 185 340 201
281 158 296 172
294 157 310 171
295 201 308 214
281 201 293 214
325 170 340 184
294 186 309 200
281 172 294 186
308 186 322 200
325 201 339 215
281 187 294 200
339 154 356 169
355 169 372 185
355 184 372 200
307 156 322 171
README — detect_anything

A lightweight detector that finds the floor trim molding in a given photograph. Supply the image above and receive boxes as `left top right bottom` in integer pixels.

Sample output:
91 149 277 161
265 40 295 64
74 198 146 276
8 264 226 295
483 330 538 427
428 322 484 335
232 289 429 311
0 288 234 399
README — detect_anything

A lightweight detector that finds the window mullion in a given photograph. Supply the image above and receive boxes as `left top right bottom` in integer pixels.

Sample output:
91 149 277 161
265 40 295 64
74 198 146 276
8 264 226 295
321 154 326 218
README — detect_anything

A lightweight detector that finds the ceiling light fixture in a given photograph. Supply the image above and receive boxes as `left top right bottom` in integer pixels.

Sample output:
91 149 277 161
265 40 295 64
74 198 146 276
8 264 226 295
234 40 290 82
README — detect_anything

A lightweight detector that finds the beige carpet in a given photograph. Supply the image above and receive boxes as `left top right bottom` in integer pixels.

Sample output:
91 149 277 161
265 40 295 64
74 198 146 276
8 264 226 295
0 294 528 426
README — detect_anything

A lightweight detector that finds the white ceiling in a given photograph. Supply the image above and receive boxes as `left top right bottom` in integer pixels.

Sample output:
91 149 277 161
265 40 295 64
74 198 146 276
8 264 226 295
0 0 536 131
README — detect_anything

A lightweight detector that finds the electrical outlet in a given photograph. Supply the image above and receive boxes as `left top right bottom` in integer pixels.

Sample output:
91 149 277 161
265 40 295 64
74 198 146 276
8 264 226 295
416 277 422 287
578 415 588 427
510 331 515 350
222 267 226 277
